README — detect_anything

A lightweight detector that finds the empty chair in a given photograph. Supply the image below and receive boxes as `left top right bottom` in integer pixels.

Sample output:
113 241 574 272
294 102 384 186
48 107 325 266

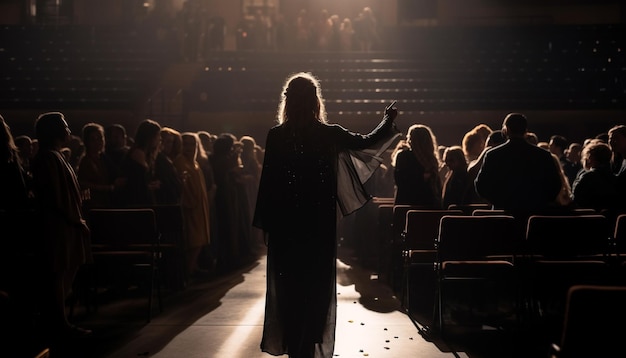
87 208 163 322
524 214 612 331
435 214 520 334
152 204 186 290
389 204 429 292
401 209 462 327
550 285 626 358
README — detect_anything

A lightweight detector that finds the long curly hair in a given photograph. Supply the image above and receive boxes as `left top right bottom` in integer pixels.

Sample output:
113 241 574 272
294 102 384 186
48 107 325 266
407 124 443 197
277 72 327 125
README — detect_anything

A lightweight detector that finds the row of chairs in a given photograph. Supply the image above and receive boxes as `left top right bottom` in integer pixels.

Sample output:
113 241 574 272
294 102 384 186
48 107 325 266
78 205 186 323
393 205 626 343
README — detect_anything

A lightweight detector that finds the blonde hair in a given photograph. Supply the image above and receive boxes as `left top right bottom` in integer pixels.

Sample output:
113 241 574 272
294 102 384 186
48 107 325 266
277 72 327 125
407 124 441 174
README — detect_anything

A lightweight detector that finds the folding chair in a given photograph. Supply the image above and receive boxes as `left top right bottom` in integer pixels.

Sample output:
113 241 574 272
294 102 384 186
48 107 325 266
152 204 186 290
389 205 429 292
524 214 612 331
87 208 163 322
435 214 520 335
400 209 462 329
550 285 626 358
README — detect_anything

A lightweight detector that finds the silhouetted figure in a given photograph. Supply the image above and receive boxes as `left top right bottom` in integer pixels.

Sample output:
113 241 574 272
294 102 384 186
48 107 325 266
393 124 443 207
0 115 33 298
475 113 562 215
174 132 211 277
571 140 616 212
77 122 118 209
253 72 397 358
154 127 182 205
117 119 162 207
609 125 626 214
442 145 472 208
31 112 92 341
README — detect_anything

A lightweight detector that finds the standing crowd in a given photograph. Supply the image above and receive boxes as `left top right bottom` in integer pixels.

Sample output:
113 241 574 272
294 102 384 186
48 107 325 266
0 112 265 346
1 79 626 358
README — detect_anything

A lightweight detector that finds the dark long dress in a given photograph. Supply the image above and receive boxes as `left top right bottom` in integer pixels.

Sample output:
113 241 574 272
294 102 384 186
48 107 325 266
253 116 394 358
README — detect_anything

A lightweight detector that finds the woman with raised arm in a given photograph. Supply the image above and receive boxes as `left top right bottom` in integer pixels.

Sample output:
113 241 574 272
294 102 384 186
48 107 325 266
253 72 397 358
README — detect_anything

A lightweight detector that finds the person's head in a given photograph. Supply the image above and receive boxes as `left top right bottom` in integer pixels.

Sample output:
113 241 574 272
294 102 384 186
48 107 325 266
278 72 327 125
133 119 162 154
486 130 506 148
462 129 486 161
82 122 105 155
566 143 582 164
582 140 612 170
181 132 199 161
443 146 467 172
160 127 182 160
35 111 71 150
502 113 527 139
406 124 440 172
197 130 213 154
549 135 568 157
105 124 128 151
213 133 236 158
608 125 626 157
14 135 33 159
524 132 539 145
240 135 257 159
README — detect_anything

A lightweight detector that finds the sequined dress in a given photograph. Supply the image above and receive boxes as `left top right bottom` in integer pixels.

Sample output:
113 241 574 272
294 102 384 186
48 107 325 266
253 116 394 357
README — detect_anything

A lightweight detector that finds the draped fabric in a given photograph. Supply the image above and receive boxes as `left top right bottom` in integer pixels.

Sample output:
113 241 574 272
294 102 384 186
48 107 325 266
253 115 394 358
337 131 401 217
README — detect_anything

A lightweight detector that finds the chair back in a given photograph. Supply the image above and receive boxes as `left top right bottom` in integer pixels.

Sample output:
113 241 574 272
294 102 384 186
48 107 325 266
88 208 159 250
403 209 462 251
447 203 491 216
525 215 610 259
437 215 519 262
613 214 626 254
558 285 626 358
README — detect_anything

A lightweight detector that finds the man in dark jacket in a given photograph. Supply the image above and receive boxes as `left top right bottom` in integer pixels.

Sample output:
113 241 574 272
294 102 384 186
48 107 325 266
475 113 562 215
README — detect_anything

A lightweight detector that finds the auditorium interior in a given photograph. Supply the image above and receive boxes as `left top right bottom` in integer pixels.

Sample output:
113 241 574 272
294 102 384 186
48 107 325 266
1 0 625 357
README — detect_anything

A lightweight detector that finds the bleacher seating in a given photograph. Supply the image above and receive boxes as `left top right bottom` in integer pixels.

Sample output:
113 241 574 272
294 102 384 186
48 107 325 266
190 24 625 114
0 25 175 110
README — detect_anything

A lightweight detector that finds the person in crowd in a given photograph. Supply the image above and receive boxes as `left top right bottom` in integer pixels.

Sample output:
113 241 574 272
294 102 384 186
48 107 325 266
211 133 253 272
549 134 569 169
563 142 583 186
475 113 562 215
608 125 626 212
253 72 397 358
0 115 33 298
117 119 162 207
525 132 539 145
174 132 211 278
550 152 574 208
467 129 506 203
393 124 443 208
339 17 355 51
571 140 616 212
154 127 182 205
14 134 34 180
462 124 492 166
77 122 119 209
104 123 130 173
31 112 92 338
1 118 32 214
442 145 473 208
197 130 218 261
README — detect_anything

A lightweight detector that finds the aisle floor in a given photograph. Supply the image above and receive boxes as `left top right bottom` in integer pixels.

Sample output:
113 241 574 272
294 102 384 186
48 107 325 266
48 247 548 358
